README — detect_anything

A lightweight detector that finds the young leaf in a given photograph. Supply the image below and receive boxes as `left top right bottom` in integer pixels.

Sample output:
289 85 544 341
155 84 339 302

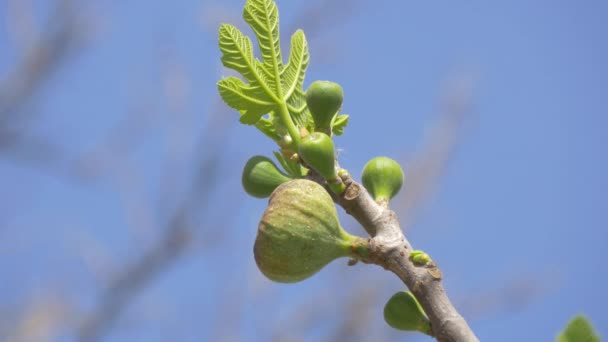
217 76 274 123
255 117 281 141
283 31 312 129
243 0 282 93
557 315 600 342
332 114 349 136
218 24 269 89
217 0 311 144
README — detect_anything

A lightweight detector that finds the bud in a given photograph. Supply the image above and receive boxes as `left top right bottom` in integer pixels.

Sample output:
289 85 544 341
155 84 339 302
409 250 431 266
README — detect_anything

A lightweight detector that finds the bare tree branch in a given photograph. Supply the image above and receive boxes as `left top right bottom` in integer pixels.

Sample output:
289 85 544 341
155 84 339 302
76 99 233 341
76 211 191 342
325 174 479 342
0 0 87 175
0 0 82 123
395 74 476 227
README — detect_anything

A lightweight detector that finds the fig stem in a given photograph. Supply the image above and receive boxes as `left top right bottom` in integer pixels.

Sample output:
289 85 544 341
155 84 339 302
376 197 389 207
348 236 371 260
278 101 301 148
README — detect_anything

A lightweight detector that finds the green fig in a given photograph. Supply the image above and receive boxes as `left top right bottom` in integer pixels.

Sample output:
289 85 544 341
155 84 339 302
242 156 292 198
558 315 600 342
306 80 344 133
361 156 404 203
298 132 345 193
299 132 337 180
384 291 431 334
254 179 367 283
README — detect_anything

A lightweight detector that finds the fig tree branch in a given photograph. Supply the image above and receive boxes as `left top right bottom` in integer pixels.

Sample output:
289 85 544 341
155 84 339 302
335 175 479 342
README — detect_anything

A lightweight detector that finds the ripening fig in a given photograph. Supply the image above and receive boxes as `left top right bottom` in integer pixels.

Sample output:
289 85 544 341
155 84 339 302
384 291 431 334
242 156 292 198
361 156 404 203
306 80 344 133
254 179 368 283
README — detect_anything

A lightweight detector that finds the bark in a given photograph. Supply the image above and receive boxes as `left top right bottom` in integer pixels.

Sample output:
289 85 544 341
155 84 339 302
335 175 479 342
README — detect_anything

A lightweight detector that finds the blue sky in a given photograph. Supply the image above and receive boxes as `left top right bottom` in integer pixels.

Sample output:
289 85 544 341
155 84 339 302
0 0 606 341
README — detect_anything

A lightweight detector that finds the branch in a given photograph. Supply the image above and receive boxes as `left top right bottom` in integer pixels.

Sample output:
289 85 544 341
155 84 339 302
0 0 82 122
395 73 474 227
76 103 232 341
0 0 85 174
77 216 190 342
335 176 479 342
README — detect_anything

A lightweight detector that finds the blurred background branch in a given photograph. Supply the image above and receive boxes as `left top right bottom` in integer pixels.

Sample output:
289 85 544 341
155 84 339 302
0 0 84 177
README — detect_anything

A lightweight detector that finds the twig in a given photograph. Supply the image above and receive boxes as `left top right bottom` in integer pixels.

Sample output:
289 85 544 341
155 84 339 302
76 102 232 341
0 0 82 122
0 0 84 174
395 74 475 226
335 176 479 342
76 213 190 342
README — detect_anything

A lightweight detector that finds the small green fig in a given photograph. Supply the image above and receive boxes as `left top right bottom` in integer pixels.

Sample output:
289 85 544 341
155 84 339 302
299 132 338 181
306 80 344 133
558 315 600 342
361 156 404 203
242 156 292 198
254 179 367 283
409 250 431 266
299 132 346 193
384 291 431 334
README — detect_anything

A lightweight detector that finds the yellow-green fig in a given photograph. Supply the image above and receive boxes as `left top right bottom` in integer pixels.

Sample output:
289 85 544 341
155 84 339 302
384 291 431 334
242 156 292 198
254 179 367 283
361 156 404 203
306 80 344 133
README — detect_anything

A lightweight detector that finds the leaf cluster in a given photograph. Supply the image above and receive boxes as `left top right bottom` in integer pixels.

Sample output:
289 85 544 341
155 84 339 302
217 0 312 142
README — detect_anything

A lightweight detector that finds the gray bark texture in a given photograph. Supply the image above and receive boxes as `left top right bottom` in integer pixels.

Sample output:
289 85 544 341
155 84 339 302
333 175 479 342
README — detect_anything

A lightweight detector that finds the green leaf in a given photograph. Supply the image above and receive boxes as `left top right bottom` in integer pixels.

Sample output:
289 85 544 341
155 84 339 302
282 31 311 128
217 77 274 123
243 0 282 93
558 315 600 342
218 24 271 91
255 117 280 141
281 30 313 130
281 31 308 100
332 114 349 135
287 88 312 130
218 0 312 143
